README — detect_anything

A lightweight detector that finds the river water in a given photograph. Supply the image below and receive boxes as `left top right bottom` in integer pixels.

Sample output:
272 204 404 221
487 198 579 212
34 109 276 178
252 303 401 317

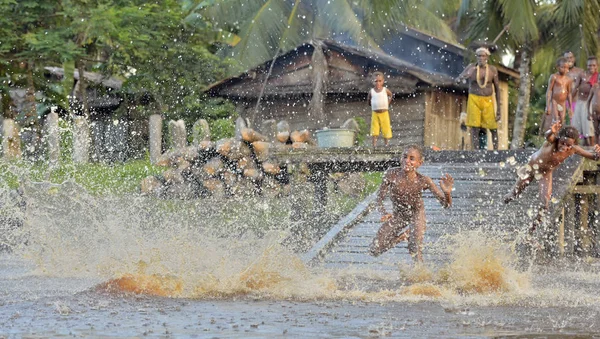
2 181 600 338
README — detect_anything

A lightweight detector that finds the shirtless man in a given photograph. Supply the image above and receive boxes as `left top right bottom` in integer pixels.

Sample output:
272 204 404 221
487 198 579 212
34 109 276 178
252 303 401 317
586 78 600 143
565 51 585 119
504 121 600 233
572 56 598 145
369 145 453 262
455 47 501 150
542 57 572 132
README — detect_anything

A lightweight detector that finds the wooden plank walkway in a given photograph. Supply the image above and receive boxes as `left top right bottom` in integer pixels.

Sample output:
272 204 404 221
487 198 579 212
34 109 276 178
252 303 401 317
304 154 588 271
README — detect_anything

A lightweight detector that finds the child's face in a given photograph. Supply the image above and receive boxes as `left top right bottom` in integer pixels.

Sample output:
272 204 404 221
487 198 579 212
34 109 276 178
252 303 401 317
588 59 598 74
557 62 569 75
564 53 575 68
401 149 423 172
373 75 384 89
557 137 575 152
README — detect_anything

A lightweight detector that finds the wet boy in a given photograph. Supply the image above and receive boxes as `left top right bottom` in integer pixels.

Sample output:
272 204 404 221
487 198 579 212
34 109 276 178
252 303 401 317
504 121 600 233
367 72 393 147
542 57 573 132
369 145 453 262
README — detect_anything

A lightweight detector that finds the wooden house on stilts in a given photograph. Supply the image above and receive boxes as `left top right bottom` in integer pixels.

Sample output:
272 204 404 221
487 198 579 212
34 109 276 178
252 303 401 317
207 28 519 150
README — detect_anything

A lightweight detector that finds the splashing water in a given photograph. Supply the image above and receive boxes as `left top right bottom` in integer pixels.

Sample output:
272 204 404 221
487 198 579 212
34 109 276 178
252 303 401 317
4 178 600 311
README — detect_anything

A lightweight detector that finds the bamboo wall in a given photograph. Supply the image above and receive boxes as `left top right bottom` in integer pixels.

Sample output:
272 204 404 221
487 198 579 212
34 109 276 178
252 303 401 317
423 91 465 150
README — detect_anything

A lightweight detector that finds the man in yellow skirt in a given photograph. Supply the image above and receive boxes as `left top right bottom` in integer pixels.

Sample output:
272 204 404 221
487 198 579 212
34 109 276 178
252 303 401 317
455 47 501 150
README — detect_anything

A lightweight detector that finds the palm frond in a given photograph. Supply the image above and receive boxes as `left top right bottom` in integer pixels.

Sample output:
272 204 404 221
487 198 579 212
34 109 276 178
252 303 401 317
232 0 293 68
498 0 538 44
314 0 379 49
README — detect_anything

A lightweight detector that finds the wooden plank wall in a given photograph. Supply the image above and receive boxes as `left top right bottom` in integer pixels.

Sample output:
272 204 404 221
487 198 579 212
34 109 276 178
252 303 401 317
423 91 465 150
237 94 426 147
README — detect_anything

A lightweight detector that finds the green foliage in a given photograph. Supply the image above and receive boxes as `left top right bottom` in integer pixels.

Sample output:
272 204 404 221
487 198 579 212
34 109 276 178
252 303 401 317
199 0 457 70
353 116 368 146
58 118 73 162
0 158 164 195
209 118 236 141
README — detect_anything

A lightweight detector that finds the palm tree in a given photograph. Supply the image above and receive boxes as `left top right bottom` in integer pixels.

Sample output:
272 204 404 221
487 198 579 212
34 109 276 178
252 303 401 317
456 0 600 148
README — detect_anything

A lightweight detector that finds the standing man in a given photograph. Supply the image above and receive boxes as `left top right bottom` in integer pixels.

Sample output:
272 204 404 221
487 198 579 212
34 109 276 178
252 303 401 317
565 51 585 122
572 56 598 145
455 47 501 150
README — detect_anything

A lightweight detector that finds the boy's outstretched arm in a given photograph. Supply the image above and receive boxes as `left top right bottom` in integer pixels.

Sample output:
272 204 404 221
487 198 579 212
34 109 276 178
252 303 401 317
425 174 453 208
573 144 600 161
376 170 392 215
544 121 561 143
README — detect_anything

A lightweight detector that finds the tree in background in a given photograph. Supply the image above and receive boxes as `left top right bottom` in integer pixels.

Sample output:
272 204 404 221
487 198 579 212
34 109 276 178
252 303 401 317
456 0 600 148
0 0 236 145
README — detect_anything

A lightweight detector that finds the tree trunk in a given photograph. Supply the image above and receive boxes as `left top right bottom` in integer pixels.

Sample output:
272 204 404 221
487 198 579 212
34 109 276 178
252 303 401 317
24 61 37 126
511 46 532 149
307 40 328 126
251 49 280 125
77 60 89 117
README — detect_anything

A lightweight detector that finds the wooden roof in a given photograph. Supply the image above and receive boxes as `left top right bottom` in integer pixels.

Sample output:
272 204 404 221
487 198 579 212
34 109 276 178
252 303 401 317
207 39 519 99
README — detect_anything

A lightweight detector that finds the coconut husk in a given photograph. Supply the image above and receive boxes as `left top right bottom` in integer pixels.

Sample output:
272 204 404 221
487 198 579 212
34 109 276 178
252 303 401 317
163 168 184 184
241 127 267 143
262 162 281 175
276 131 290 143
252 141 270 161
198 140 214 151
216 138 234 156
290 130 311 143
140 176 162 194
203 178 223 193
243 168 262 180
203 157 223 176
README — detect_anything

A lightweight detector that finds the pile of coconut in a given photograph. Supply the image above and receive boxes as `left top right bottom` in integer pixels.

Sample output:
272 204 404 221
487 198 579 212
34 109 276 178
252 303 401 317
140 118 319 199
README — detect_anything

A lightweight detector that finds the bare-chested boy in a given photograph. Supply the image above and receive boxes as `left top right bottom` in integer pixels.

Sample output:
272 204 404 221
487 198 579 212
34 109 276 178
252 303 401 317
572 56 597 145
504 121 600 233
542 57 573 132
587 81 600 143
369 145 453 262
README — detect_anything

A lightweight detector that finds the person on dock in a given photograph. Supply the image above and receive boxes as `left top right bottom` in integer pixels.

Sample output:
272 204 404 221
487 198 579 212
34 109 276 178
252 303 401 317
565 50 585 112
571 56 597 146
504 121 600 234
542 57 573 132
369 145 453 262
367 71 393 147
587 80 600 143
454 47 501 150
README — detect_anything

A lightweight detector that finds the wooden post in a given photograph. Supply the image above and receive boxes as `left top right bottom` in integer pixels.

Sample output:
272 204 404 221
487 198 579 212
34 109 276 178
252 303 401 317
564 194 576 257
309 165 328 216
558 207 565 257
580 194 591 256
574 193 583 256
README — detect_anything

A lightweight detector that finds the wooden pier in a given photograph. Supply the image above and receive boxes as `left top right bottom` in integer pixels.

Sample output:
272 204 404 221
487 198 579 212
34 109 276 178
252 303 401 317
270 147 600 268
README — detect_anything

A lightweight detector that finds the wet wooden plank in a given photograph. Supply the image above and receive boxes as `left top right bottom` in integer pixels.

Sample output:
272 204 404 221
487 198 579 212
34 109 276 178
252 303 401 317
304 156 591 269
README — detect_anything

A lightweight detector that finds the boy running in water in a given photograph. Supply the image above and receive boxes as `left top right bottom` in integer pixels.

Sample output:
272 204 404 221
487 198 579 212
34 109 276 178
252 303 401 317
367 72 393 147
504 121 600 233
369 145 453 262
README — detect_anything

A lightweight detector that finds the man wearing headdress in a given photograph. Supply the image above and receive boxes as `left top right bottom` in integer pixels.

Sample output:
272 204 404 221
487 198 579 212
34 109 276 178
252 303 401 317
455 47 501 150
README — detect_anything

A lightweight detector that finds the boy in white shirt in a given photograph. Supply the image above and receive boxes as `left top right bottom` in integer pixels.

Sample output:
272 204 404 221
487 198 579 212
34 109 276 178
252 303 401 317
367 72 393 147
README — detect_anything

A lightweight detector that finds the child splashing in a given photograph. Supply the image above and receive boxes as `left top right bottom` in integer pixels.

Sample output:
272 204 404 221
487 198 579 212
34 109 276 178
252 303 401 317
369 145 453 262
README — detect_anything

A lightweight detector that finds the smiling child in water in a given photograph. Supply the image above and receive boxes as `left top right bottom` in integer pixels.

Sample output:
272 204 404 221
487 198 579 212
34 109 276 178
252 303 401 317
369 145 453 262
